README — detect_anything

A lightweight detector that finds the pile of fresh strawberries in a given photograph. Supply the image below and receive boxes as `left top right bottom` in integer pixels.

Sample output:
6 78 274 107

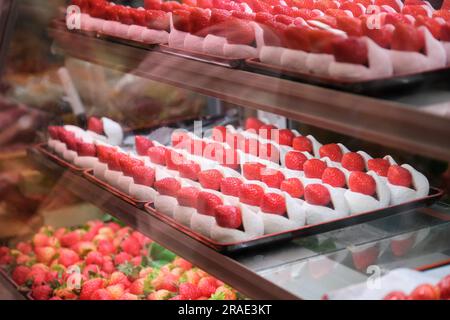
0 220 237 300
73 0 450 64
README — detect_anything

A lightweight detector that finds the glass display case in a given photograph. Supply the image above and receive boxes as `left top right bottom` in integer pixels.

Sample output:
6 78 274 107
0 0 449 300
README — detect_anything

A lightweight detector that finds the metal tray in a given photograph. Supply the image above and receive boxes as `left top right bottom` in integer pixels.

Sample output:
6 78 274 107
245 58 450 95
144 188 444 253
158 44 245 68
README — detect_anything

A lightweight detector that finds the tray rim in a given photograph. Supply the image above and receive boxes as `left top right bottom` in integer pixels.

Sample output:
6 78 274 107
245 57 450 86
144 187 444 253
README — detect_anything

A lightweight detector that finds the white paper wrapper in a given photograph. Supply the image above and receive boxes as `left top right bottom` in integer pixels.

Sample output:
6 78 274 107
93 162 108 181
190 213 216 238
184 33 205 52
280 48 309 72
141 29 169 44
154 194 178 217
203 34 226 56
129 184 157 202
73 156 98 169
168 13 188 49
63 150 77 163
173 206 197 227
102 117 124 146
104 169 123 189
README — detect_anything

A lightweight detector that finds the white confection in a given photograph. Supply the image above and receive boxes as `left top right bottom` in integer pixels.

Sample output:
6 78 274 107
63 150 77 163
223 42 257 59
102 117 124 146
190 213 215 237
203 34 226 56
103 169 123 188
141 29 169 44
129 184 157 202
93 162 108 181
168 14 188 49
173 206 197 227
184 33 205 52
387 164 430 205
304 185 350 225
154 195 178 217
305 53 335 76
116 175 134 194
73 156 98 169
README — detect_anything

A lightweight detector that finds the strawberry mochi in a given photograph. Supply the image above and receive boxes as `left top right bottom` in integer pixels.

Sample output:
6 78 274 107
344 171 391 214
384 161 430 205
303 183 350 225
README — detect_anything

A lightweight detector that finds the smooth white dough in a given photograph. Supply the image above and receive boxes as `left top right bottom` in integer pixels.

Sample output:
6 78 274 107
202 34 226 56
154 194 178 217
306 53 335 76
184 33 205 53
73 156 99 169
129 184 157 202
190 213 215 237
173 206 197 227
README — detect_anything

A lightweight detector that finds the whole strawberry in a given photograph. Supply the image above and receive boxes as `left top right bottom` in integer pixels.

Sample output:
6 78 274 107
31 284 53 300
154 177 182 197
12 265 31 286
319 144 343 162
242 162 266 181
261 193 286 215
198 169 223 190
285 151 308 171
239 184 264 207
135 136 154 156
220 177 243 197
215 205 242 229
179 283 202 300
197 192 223 216
280 178 304 198
176 187 200 208
341 152 365 172
260 168 285 188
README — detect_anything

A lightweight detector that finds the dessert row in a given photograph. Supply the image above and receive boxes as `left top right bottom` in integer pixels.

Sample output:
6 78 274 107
0 219 238 300
43 116 431 244
67 0 450 79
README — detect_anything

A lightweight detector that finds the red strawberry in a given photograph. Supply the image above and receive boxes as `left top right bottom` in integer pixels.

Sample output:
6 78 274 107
212 17 255 45
98 240 115 256
88 117 103 135
387 165 412 187
374 0 403 12
333 36 368 65
77 141 96 157
315 0 339 11
304 184 331 206
130 8 147 26
215 205 242 229
362 22 394 49
292 136 313 153
121 236 141 256
154 178 181 197
65 135 79 151
32 284 53 300
402 5 432 18
165 149 185 170
179 283 202 300
443 0 450 9
148 146 167 165
303 159 327 179
308 29 341 54
384 291 409 300
135 136 154 156
212 126 227 143
321 167 346 188
391 23 425 52
109 271 131 287
178 161 201 181
48 126 60 139
197 192 223 216
60 231 81 247
128 278 145 295
239 184 265 206
85 251 104 266
261 193 286 215
108 152 126 171
285 151 308 171
348 172 376 196
119 156 144 176
173 9 191 32
409 284 441 300
260 168 285 188
176 187 200 208
198 169 224 190
90 288 113 300
17 242 32 255
146 10 170 31
220 177 243 197
189 7 210 36
130 166 155 186
319 144 343 162
242 162 266 181
173 257 193 271
232 10 256 21
114 252 132 266
341 152 365 171
415 15 443 40
440 23 450 42
276 129 295 146
210 8 232 25
339 2 366 17
438 275 450 300
35 246 57 264
280 178 304 198
59 248 80 267
367 158 390 176
96 145 114 163
245 117 264 132
197 276 219 297
12 266 31 286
